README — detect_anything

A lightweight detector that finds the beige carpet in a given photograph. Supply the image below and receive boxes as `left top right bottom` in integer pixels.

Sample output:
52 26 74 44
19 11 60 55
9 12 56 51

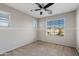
3 40 79 56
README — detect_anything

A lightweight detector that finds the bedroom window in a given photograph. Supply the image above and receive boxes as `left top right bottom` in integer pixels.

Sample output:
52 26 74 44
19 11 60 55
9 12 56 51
47 19 64 36
0 11 9 27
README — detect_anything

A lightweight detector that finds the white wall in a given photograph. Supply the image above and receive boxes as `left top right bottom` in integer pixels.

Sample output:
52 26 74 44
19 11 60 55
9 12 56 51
0 4 37 54
76 6 79 52
38 11 76 47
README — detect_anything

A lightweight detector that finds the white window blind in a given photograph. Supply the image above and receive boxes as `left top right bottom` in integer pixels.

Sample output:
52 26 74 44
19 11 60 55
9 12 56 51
0 12 9 27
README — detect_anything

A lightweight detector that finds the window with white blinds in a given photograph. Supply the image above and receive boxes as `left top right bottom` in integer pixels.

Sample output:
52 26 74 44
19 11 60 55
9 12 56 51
0 12 9 27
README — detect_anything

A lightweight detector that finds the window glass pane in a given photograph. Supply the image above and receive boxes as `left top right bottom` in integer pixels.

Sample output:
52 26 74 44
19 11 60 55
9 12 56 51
0 22 8 26
0 12 9 27
47 19 64 36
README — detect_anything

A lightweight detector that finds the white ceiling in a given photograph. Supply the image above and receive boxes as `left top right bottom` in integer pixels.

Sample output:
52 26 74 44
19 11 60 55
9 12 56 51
4 3 79 18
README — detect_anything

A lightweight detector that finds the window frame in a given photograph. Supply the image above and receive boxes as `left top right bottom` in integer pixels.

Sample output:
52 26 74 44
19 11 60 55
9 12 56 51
46 18 65 36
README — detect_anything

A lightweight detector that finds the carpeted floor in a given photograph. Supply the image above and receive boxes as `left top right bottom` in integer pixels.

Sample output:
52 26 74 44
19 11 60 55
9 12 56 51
3 40 79 56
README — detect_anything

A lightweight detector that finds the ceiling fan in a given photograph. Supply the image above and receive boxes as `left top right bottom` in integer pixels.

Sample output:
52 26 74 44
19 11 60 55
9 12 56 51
30 3 54 15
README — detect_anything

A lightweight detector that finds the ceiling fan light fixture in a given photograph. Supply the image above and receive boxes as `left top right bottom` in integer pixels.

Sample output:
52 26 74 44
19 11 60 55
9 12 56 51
48 11 52 14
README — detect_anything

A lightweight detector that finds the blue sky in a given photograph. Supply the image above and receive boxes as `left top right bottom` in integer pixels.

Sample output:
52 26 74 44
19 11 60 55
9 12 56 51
47 19 64 28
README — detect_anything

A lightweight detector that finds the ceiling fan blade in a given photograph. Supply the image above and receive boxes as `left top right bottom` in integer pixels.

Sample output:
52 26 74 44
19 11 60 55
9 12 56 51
34 9 41 11
44 3 54 9
35 3 42 9
40 12 43 15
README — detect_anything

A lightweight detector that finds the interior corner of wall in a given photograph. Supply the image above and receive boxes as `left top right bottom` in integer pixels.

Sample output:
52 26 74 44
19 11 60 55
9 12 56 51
76 48 79 53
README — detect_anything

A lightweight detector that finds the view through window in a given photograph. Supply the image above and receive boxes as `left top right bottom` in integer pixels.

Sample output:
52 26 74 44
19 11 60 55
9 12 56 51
47 19 64 36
